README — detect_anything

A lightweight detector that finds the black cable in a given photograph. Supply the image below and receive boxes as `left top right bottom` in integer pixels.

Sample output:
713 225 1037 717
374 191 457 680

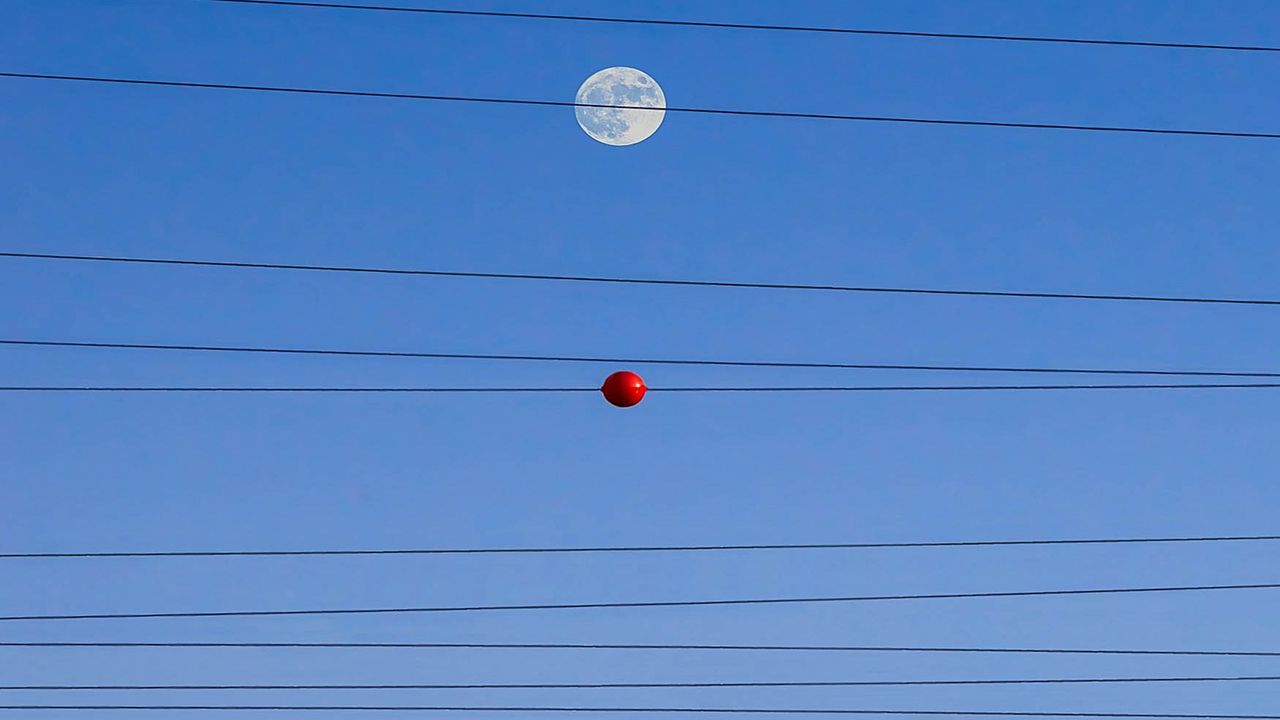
7 339 1280 380
7 383 1280 392
0 386 592 392
3 641 1277 657
3 71 1278 140
2 582 1276 622
6 675 1280 690
3 533 1278 559
660 384 1280 392
0 705 1275 718
209 0 1280 54
5 250 1278 307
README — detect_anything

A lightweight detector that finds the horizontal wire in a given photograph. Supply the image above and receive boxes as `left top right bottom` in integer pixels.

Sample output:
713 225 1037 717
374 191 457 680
0 386 589 392
6 675 1280 690
5 250 1278 307
2 582 1277 622
3 534 1279 559
0 705 1275 718
7 383 1280 392
3 72 1279 140
3 641 1277 657
209 0 1280 54
7 339 1280 379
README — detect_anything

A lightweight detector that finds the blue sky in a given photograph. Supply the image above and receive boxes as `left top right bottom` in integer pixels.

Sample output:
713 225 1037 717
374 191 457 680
1 0 1279 717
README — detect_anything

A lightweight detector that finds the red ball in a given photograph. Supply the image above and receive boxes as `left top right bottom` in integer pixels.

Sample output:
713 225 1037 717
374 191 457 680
600 370 647 408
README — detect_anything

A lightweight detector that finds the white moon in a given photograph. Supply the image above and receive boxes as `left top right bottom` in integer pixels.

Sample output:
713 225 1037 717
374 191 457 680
575 67 666 146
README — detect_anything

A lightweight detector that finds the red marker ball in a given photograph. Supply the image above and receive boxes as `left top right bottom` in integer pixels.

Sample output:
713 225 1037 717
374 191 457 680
601 371 647 408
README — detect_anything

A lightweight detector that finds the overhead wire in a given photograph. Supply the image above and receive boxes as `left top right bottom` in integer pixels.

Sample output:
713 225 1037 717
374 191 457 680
5 675 1280 690
0 385 594 393
0 705 1275 718
3 72 1279 140
3 533 1279 559
8 383 1280 393
3 640 1276 657
207 0 1280 54
2 582 1277 622
6 339 1280 380
4 250 1278 307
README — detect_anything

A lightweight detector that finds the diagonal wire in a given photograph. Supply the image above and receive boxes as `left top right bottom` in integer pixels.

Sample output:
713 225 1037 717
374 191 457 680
208 0 1280 54
4 250 1279 306
1 582 1277 622
3 71 1279 140
3 533 1279 559
8 383 1280 392
6 339 1280 379
1 705 1277 718
2 640 1276 657
5 675 1280 690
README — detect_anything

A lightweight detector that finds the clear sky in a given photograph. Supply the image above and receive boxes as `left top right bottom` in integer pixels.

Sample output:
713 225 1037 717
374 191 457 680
2 1 1279 718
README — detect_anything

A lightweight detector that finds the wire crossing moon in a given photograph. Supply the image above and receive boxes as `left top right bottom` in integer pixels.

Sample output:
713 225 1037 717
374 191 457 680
575 67 666 146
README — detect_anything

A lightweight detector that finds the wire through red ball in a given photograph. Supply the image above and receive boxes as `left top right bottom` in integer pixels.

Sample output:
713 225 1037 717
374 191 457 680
600 371 647 408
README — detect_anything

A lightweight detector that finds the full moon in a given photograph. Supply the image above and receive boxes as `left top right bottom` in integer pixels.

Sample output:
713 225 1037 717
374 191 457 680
575 67 666 146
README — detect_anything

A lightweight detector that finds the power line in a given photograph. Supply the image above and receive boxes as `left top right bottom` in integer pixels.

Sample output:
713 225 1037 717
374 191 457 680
2 582 1276 622
0 705 1275 718
4 533 1278 559
209 0 1280 54
7 383 1280 393
6 675 1280 690
7 338 1280 380
0 386 593 393
5 250 1278 307
3 71 1278 140
3 641 1277 657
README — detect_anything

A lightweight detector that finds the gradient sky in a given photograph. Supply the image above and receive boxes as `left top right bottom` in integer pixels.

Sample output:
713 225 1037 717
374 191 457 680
2 1 1279 718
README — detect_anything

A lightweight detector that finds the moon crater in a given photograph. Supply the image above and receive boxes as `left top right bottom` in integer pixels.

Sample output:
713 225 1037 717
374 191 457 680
575 67 666 146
